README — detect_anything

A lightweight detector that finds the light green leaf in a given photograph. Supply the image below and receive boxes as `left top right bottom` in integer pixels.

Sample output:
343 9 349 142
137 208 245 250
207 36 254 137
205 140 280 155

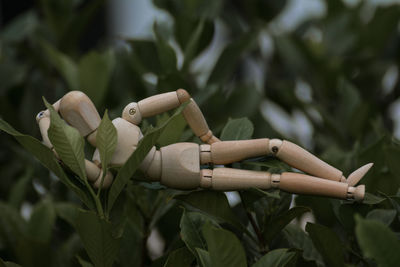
366 209 396 226
40 41 78 90
252 249 296 267
0 119 94 209
107 104 187 214
220 118 254 141
355 215 400 267
195 248 211 267
79 50 115 106
264 207 310 242
305 223 344 267
164 247 194 267
27 199 56 243
75 209 120 267
180 211 210 256
182 19 207 70
96 110 117 188
283 224 323 266
202 223 247 267
175 191 243 231
156 113 187 147
45 98 87 182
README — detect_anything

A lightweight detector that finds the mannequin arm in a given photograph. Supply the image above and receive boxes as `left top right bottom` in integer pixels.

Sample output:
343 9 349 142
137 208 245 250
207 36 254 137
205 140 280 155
122 89 220 144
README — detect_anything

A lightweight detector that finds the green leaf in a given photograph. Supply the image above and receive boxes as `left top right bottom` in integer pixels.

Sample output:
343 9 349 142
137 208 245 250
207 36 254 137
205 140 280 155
1 11 38 42
0 258 22 267
79 50 115 106
195 248 211 267
283 224 323 266
55 202 80 228
175 191 242 230
305 223 344 267
363 193 386 205
76 255 94 267
355 215 400 267
8 168 32 209
156 113 187 147
96 110 118 188
366 209 396 226
45 98 87 182
164 247 194 267
0 202 26 248
252 249 296 267
0 119 94 209
107 104 187 214
180 211 210 256
202 223 247 267
75 209 120 267
27 199 56 243
154 23 177 73
40 41 78 90
207 31 257 85
220 118 254 141
264 207 310 242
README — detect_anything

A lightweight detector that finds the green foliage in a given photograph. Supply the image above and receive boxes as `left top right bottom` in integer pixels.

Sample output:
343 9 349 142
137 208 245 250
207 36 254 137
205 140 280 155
2 0 400 266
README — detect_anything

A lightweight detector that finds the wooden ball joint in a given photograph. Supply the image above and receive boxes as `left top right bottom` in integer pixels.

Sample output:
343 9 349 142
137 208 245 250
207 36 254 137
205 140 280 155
36 89 373 202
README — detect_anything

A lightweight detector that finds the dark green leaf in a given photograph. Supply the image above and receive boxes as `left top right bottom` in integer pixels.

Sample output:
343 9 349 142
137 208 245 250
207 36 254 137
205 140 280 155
27 199 56 243
363 193 386 205
207 31 257 85
366 209 396 226
107 104 187 214
76 256 94 267
220 118 254 141
252 249 296 267
164 247 194 267
75 209 120 267
79 50 115 106
40 41 78 90
175 191 242 230
202 223 247 267
0 119 94 209
283 224 323 266
180 211 210 256
154 23 177 73
195 248 211 267
1 11 38 42
0 258 22 267
264 207 310 242
305 223 344 267
355 215 400 267
8 168 32 209
55 203 80 228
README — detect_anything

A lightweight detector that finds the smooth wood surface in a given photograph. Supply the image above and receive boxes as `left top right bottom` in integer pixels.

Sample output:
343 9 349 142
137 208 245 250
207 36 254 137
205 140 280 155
209 139 270 164
160 143 200 189
59 91 101 136
138 92 180 117
122 102 142 125
276 140 343 182
85 159 113 188
182 99 220 144
143 150 162 182
279 172 348 199
210 168 272 191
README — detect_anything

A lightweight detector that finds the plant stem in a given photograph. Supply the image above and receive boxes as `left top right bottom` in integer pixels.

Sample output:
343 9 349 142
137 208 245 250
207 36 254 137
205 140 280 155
83 176 105 218
239 191 268 253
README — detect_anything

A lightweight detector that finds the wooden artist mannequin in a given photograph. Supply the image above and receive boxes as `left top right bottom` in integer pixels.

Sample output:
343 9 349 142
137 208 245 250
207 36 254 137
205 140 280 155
36 90 372 202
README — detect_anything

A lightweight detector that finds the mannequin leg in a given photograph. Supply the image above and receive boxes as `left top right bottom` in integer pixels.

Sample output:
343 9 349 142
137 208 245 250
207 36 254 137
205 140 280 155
199 167 364 201
200 139 372 185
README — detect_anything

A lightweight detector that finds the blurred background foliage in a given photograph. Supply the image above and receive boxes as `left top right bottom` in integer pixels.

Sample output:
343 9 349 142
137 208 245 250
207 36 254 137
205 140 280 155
1 0 400 266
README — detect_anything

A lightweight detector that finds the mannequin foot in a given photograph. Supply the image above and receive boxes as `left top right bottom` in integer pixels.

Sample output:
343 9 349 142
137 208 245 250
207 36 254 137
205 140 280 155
343 163 374 186
347 184 365 202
